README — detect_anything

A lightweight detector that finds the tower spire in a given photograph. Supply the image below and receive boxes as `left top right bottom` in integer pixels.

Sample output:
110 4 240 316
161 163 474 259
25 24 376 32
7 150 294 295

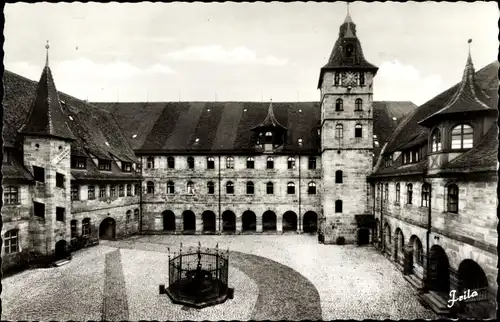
45 40 50 67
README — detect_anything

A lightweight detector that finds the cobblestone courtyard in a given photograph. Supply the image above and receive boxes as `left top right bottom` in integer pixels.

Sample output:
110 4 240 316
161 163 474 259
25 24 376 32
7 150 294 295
1 235 437 320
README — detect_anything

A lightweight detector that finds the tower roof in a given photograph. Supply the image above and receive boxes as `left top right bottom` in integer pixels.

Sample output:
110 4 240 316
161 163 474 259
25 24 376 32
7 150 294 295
251 100 287 131
418 40 492 127
318 11 378 88
19 43 75 141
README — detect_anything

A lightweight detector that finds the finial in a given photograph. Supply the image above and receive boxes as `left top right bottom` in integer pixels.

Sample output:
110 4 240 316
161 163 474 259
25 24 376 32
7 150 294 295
347 2 350 15
468 38 472 55
45 40 50 67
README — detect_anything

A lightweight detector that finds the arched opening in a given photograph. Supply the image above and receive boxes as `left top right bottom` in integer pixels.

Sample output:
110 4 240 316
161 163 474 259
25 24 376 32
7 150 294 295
357 228 370 245
458 259 488 291
303 211 318 233
283 211 298 232
262 211 277 232
242 211 256 232
222 211 236 233
182 210 196 233
162 210 176 232
202 211 216 233
428 245 450 294
383 222 391 254
99 217 116 240
394 228 404 264
54 240 68 260
457 259 490 316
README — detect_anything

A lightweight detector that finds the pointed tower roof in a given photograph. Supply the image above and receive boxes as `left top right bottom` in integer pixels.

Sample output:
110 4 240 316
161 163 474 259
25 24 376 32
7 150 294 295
252 100 287 131
318 9 378 88
419 40 492 127
19 42 75 141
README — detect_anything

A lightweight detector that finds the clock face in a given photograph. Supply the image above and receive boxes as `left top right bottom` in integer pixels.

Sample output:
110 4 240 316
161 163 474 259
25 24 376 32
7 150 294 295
342 72 357 87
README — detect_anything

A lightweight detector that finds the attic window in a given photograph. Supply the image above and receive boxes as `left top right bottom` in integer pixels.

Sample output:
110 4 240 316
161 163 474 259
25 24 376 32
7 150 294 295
132 134 137 138
98 159 112 171
71 157 86 169
122 162 132 172
69 116 74 121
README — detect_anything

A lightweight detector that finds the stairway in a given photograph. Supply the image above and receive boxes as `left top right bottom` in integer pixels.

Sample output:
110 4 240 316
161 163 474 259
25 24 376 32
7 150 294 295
418 291 451 316
404 274 423 290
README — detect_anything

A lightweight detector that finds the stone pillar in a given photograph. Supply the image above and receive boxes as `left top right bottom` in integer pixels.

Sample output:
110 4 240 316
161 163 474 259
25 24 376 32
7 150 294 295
236 216 242 234
195 216 203 234
154 214 162 232
449 267 460 291
256 216 263 233
277 217 283 234
175 216 183 234
215 217 221 233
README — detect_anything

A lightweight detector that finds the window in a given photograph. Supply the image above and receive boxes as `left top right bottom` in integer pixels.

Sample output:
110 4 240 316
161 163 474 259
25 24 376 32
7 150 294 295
226 181 234 194
335 98 343 111
71 157 86 169
246 157 255 169
56 207 65 221
126 210 131 224
207 182 215 194
122 162 132 172
146 156 155 169
33 166 45 182
71 220 77 238
447 184 459 213
421 183 430 207
335 124 343 139
355 98 363 111
187 181 195 194
226 156 234 169
134 209 139 222
119 184 124 197
246 181 254 194
359 73 365 86
308 182 317 194
395 183 400 203
110 185 116 198
4 186 19 205
267 156 274 169
355 124 362 138
264 131 273 144
4 230 19 254
412 149 420 162
335 200 343 213
88 185 96 200
147 181 155 194
99 185 106 199
384 155 393 167
134 183 140 195
334 72 340 86
207 157 215 169
287 182 295 194
335 170 343 183
308 157 317 170
415 239 424 265
82 218 91 237
71 185 80 201
167 181 175 194
266 182 274 194
384 183 389 202
126 184 132 196
431 128 442 152
406 184 413 205
55 173 65 188
451 124 473 150
187 157 195 169
34 201 45 218
98 160 112 171
167 156 175 169
287 157 296 169
346 44 354 57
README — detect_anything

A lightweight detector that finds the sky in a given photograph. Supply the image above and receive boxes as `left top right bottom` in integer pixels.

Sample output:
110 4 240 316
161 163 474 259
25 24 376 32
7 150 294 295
4 2 498 105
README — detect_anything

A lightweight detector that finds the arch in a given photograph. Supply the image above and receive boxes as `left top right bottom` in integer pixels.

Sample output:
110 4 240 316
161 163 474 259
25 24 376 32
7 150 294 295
283 211 298 232
182 210 196 232
303 211 318 233
54 240 68 260
202 211 216 233
394 228 404 264
246 156 255 169
383 222 391 254
431 128 442 152
99 217 116 240
458 259 488 291
428 245 450 293
242 210 256 232
409 235 424 269
222 210 236 233
262 211 277 232
162 210 176 231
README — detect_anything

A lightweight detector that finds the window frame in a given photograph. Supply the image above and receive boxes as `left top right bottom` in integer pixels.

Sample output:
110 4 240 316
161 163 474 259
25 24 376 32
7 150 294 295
167 156 175 169
355 98 363 111
207 181 215 194
335 124 343 139
126 184 132 196
99 185 106 199
187 156 195 169
167 181 175 194
122 162 132 172
88 185 96 200
335 170 343 184
287 182 296 195
246 181 254 194
226 156 234 169
431 128 442 152
82 218 91 237
421 183 430 207
4 230 19 254
187 181 195 194
33 166 45 183
71 185 80 201
406 183 413 205
354 124 362 138
3 186 19 205
447 184 459 213
226 181 234 194
395 182 400 203
287 157 296 169
308 182 317 195
146 181 155 194
119 184 125 197
110 185 116 198
98 159 112 171
56 207 65 222
266 156 274 169
246 157 255 169
335 200 343 213
146 156 155 169
451 124 473 150
308 157 317 170
207 157 215 169
71 157 86 169
56 173 65 188
335 98 343 111
266 182 274 195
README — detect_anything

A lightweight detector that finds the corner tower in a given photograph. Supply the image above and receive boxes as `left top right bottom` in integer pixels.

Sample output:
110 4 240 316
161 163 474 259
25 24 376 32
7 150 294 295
318 10 378 244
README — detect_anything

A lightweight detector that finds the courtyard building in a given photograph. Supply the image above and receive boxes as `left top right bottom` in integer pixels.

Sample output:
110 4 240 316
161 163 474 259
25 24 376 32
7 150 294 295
1 10 497 320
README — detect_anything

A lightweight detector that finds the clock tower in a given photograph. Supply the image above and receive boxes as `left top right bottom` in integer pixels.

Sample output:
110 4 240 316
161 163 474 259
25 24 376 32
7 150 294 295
318 10 378 244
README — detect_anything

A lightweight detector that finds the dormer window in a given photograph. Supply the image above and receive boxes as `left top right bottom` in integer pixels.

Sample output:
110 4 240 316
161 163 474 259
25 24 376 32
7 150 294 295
451 124 473 150
98 159 112 171
71 157 86 169
335 99 343 111
431 128 442 152
122 162 132 172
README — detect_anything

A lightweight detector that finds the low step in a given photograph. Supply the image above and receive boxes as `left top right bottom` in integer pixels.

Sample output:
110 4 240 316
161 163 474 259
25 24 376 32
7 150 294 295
54 259 71 267
419 292 450 315
404 274 422 289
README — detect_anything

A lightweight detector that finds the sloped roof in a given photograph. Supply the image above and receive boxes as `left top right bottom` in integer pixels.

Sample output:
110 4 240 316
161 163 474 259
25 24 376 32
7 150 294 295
3 70 138 163
419 53 493 127
96 100 416 157
2 152 35 183
71 158 141 182
383 61 499 154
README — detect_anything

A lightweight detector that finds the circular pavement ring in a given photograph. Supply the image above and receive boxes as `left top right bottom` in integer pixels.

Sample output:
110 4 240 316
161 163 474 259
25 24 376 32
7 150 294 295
230 250 322 321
